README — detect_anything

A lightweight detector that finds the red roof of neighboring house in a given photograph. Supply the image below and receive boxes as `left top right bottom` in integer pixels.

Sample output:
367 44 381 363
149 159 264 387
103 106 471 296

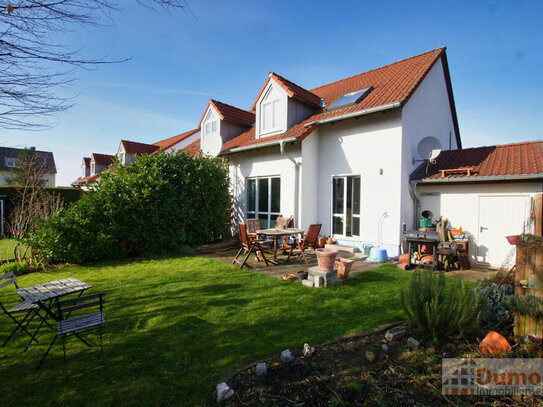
183 139 201 156
72 172 100 186
153 128 199 151
250 72 322 110
120 140 159 155
411 140 543 181
190 47 455 155
198 100 255 128
91 153 114 166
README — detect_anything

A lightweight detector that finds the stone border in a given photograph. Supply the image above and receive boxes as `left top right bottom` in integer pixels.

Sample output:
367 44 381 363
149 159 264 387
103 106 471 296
220 320 405 384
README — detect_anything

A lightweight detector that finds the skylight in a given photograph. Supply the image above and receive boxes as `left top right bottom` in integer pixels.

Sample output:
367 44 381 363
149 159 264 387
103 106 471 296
326 87 372 111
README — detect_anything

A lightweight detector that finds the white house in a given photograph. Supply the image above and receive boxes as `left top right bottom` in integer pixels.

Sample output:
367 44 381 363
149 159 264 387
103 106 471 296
186 47 462 257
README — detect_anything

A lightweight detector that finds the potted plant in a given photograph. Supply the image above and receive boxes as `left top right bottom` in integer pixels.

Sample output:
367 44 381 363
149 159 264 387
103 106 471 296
335 257 354 278
315 248 338 271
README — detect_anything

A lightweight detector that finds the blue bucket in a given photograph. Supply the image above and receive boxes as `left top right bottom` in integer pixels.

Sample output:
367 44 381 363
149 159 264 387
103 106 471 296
368 247 388 262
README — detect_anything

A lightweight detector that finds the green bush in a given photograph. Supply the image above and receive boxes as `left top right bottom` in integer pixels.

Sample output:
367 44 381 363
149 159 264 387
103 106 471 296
400 270 483 344
26 151 230 263
508 294 543 319
0 260 33 276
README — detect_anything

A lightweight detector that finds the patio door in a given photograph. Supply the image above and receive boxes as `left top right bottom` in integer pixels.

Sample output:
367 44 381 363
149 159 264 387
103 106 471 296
332 175 361 237
246 176 281 229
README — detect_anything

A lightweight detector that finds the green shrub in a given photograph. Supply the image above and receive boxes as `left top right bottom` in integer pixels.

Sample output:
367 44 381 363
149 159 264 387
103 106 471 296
0 260 33 276
400 270 483 344
26 151 230 263
508 294 543 319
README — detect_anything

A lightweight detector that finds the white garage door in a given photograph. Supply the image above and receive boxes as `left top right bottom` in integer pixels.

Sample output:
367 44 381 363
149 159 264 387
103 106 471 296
477 195 531 267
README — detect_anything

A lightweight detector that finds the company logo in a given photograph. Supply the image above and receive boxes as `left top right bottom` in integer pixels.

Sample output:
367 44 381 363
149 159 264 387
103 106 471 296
442 358 543 396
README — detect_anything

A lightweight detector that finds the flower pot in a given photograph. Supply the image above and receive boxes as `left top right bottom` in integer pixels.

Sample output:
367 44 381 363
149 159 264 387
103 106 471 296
315 248 338 271
316 237 326 248
335 257 354 279
326 237 334 245
479 331 510 356
506 235 519 245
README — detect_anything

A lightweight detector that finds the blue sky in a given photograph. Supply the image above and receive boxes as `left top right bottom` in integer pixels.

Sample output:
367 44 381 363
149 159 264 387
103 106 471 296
2 0 542 185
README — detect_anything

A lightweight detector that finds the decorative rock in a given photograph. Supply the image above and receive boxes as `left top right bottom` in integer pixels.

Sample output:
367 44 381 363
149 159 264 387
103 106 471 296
365 351 375 362
407 337 420 348
256 362 267 376
216 382 234 402
385 326 406 342
281 349 293 363
314 276 324 288
308 266 338 286
302 279 315 288
381 344 389 352
303 343 315 357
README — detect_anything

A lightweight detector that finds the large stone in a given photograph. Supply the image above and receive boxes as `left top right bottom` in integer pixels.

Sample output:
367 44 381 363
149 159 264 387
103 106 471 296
216 382 234 402
256 362 267 376
308 266 338 287
385 326 406 342
281 349 293 363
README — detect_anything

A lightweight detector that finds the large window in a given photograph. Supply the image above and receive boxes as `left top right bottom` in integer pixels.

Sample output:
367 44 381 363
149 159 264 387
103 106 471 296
247 176 281 229
260 86 282 134
332 175 361 237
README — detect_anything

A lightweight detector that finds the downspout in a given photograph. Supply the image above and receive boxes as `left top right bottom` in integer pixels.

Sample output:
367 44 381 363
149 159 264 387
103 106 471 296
409 179 420 230
280 139 299 227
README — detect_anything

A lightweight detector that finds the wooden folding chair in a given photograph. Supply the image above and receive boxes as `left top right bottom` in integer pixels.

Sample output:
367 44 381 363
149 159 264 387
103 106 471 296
38 292 106 374
287 224 322 265
0 272 52 348
274 215 293 229
246 218 262 238
232 223 270 269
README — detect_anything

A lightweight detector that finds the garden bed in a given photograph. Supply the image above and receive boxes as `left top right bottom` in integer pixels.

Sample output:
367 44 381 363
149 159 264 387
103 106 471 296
223 324 542 406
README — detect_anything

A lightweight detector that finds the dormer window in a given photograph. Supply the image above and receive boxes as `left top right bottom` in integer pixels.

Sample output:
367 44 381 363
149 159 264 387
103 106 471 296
91 162 95 175
203 109 219 138
260 87 283 134
205 118 217 135
118 152 125 164
82 164 86 177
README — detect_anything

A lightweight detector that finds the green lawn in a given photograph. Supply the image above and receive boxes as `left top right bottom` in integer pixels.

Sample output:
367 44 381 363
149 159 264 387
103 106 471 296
0 256 411 406
0 238 19 260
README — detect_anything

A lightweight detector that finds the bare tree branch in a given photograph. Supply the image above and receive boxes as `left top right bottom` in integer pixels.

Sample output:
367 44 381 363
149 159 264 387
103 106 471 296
0 1 190 130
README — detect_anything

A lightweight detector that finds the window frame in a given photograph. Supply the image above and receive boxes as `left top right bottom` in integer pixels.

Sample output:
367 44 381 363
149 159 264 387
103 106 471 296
246 175 281 229
90 162 95 175
331 174 361 238
5 158 16 168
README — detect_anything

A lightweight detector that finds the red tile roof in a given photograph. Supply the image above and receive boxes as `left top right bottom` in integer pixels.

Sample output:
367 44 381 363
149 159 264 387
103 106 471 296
250 72 322 110
205 47 452 154
120 140 159 155
411 140 543 180
91 153 114 166
198 100 255 128
153 129 199 151
183 139 201 156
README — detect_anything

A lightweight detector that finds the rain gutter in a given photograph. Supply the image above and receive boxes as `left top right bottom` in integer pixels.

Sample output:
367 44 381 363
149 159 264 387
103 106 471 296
414 174 543 184
221 136 298 155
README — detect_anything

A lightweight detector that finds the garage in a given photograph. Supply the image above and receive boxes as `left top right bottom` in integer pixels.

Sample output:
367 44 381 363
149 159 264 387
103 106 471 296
411 141 543 268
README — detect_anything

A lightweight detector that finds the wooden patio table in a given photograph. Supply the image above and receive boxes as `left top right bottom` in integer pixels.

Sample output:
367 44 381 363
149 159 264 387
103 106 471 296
256 228 305 263
15 277 92 368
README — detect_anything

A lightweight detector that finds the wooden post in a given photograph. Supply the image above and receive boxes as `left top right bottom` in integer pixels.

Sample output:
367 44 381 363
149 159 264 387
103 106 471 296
534 194 542 237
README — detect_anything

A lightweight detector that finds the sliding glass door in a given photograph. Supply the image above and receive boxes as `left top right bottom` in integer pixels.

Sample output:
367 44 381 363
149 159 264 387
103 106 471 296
332 175 360 237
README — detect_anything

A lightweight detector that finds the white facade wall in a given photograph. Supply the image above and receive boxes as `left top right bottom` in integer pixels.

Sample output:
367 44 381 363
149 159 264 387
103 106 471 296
164 131 201 153
401 58 459 231
0 171 55 186
305 110 404 256
228 145 300 228
287 98 315 128
417 181 542 267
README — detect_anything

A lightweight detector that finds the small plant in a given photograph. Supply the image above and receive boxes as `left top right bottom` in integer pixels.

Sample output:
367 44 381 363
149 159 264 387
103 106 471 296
401 270 483 344
475 283 513 330
0 260 32 276
508 294 543 319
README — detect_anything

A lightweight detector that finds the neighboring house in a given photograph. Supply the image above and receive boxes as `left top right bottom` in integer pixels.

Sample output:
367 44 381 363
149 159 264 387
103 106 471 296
0 146 56 186
412 141 543 267
72 129 200 189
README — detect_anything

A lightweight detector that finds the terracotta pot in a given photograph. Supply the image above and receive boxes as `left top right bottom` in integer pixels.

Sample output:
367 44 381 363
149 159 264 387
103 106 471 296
316 237 326 248
335 257 354 279
479 331 510 356
326 237 335 245
506 235 519 245
315 248 338 271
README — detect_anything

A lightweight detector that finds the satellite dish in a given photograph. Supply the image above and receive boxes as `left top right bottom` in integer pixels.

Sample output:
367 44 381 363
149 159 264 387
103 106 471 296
429 149 441 164
417 137 442 160
202 132 223 157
